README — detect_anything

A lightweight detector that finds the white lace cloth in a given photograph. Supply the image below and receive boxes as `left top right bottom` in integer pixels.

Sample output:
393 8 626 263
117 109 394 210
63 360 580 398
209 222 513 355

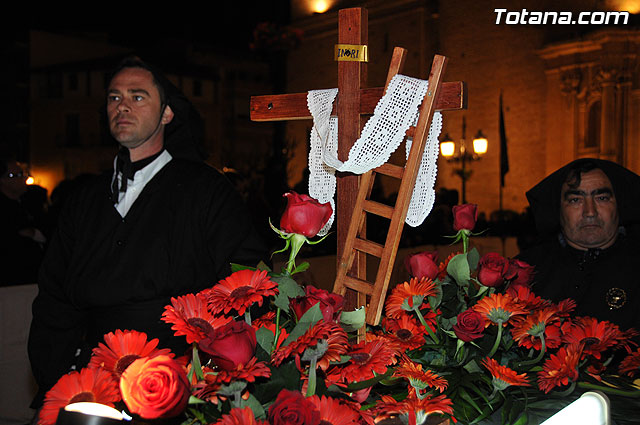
307 74 442 236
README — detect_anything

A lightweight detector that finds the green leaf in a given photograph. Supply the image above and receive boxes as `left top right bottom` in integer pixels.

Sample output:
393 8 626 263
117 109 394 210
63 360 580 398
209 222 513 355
463 359 482 374
256 327 275 355
339 306 366 332
282 303 323 346
230 263 256 273
239 393 266 419
272 274 305 312
292 261 310 274
428 283 443 309
467 247 480 271
252 361 300 404
256 261 272 272
447 253 471 286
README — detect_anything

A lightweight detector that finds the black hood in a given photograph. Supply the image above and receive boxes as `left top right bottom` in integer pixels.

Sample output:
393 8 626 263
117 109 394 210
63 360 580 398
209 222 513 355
106 57 207 162
526 158 640 237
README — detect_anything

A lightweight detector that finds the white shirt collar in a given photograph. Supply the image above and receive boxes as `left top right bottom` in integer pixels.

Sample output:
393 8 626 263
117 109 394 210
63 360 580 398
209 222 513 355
112 150 173 217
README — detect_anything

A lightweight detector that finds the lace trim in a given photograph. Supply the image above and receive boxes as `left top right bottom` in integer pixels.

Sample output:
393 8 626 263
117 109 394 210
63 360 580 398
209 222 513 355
307 74 441 236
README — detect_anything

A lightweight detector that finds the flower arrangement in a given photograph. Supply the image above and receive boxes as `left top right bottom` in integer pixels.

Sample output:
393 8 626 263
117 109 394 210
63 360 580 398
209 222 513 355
40 195 640 425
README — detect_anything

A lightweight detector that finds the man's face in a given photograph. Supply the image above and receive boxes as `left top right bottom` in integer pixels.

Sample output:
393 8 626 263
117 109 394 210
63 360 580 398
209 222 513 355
0 161 27 200
107 67 167 149
560 168 619 250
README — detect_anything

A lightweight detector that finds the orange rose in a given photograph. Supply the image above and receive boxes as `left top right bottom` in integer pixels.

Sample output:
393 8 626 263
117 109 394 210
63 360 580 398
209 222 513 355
120 354 190 419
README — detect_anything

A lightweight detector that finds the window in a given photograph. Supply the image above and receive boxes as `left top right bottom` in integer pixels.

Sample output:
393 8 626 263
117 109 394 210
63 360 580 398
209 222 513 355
586 100 601 149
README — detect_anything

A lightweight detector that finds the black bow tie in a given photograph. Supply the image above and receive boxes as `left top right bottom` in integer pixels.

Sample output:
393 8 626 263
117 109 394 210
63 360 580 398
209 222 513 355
111 149 163 203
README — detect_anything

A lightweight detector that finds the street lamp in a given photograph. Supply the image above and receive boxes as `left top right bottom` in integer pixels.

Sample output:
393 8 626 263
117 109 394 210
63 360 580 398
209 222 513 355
440 117 487 203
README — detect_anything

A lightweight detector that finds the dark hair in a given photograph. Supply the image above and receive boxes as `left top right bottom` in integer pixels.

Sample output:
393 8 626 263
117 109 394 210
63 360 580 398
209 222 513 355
564 159 600 189
108 56 168 106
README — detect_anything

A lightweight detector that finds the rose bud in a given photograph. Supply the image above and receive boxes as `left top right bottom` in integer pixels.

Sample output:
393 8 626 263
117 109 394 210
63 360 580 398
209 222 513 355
268 389 320 425
452 203 478 232
199 320 257 371
453 310 485 342
280 191 333 237
120 355 190 419
404 251 439 280
477 252 509 287
290 285 345 323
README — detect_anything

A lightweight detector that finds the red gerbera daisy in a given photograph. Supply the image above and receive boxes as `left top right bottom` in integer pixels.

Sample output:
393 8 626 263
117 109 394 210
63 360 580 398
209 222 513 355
207 269 278 316
338 339 397 383
161 293 232 344
308 394 362 425
373 393 454 425
271 321 347 368
481 357 530 390
537 343 582 393
213 357 272 385
510 307 561 350
619 348 640 378
385 277 439 319
472 293 527 327
212 407 269 425
393 359 448 392
89 329 173 378
562 316 622 359
40 368 121 425
382 314 427 351
505 284 546 309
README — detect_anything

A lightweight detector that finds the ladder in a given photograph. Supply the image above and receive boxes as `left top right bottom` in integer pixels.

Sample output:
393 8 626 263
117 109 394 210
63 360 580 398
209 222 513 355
333 52 449 326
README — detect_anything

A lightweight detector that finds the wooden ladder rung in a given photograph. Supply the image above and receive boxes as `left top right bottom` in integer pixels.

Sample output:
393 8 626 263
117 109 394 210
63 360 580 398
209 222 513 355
362 200 394 219
374 163 404 179
343 276 375 295
353 238 384 257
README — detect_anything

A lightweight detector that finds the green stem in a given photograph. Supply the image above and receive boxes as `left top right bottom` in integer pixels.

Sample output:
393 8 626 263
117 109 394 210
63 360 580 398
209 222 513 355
306 356 318 397
232 390 243 408
415 307 440 344
271 308 282 353
554 380 577 397
462 231 469 254
244 311 252 326
577 382 640 398
487 322 503 358
517 334 546 368
286 234 306 274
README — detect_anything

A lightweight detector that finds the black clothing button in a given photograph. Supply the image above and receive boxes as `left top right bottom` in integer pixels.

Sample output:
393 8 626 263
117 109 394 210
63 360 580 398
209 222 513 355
117 240 124 246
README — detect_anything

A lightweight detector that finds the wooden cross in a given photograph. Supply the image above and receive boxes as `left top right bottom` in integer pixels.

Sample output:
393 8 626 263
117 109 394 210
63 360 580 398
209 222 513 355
250 7 465 306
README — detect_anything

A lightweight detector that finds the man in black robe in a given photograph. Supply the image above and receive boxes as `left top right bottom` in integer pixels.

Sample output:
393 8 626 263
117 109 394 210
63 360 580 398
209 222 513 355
28 58 269 407
518 158 640 332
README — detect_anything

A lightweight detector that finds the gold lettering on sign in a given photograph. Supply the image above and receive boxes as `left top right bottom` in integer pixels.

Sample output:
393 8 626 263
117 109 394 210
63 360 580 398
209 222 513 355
334 44 368 62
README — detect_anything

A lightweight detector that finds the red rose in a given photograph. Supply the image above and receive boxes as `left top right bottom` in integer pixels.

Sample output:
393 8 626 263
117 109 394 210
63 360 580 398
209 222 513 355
280 192 333 237
508 259 535 286
120 355 190 419
199 320 256 371
453 310 485 342
452 203 478 231
268 389 320 425
290 285 344 323
477 252 509 287
404 251 439 280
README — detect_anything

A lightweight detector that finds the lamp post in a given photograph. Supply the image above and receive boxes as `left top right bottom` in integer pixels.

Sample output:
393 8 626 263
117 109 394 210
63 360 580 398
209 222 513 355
440 117 488 203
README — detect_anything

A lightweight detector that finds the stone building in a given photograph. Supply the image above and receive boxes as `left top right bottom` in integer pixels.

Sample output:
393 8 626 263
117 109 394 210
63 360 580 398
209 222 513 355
282 0 640 220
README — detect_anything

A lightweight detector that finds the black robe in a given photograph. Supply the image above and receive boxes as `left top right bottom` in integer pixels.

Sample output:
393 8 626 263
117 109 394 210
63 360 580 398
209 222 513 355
28 158 268 406
518 158 640 333
518 228 640 332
